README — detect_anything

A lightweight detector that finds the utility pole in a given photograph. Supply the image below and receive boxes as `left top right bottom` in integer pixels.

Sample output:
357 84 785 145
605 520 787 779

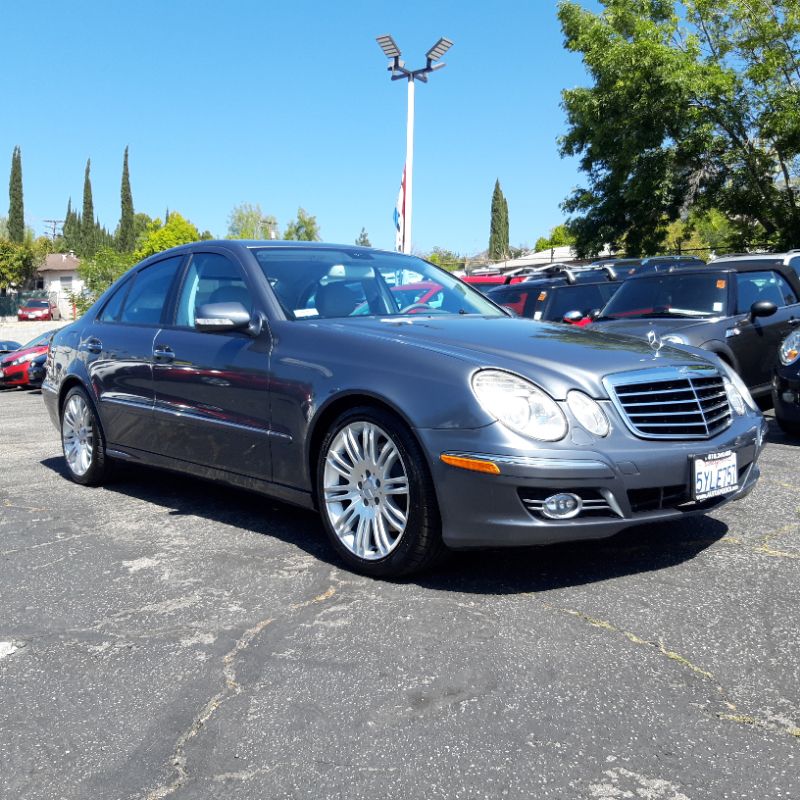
376 35 453 254
43 219 64 241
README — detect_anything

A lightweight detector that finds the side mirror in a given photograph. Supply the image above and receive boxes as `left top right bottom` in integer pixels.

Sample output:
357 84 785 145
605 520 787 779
563 310 584 325
750 300 777 320
195 302 261 335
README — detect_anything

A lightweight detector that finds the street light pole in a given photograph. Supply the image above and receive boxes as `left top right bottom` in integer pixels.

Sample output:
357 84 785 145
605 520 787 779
404 77 414 254
376 35 453 255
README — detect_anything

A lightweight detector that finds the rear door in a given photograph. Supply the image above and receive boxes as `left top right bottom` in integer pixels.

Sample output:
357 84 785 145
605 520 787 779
150 250 272 480
83 256 184 451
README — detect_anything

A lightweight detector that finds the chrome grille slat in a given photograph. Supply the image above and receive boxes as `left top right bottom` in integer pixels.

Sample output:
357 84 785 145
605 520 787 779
604 367 732 440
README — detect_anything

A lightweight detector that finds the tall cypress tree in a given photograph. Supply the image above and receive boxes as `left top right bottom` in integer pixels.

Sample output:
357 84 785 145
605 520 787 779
8 146 24 243
117 146 135 251
488 179 508 260
502 195 510 257
63 198 81 253
81 159 96 257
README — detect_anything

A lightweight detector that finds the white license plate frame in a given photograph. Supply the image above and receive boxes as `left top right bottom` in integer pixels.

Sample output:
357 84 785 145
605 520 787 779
691 449 738 501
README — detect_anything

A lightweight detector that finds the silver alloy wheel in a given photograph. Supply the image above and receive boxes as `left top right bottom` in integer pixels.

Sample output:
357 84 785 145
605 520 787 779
62 394 94 477
323 421 410 561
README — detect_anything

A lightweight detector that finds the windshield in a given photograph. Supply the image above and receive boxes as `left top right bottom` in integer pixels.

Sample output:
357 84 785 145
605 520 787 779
599 273 729 320
25 300 49 308
251 248 505 320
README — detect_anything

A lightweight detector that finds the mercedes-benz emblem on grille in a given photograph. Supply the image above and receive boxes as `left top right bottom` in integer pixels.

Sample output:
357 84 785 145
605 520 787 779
647 329 664 357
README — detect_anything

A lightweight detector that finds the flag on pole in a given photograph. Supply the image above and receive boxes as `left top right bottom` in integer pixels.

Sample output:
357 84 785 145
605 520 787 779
394 165 406 252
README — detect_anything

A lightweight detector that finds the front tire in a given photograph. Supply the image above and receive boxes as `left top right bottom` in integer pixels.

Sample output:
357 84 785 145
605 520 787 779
317 406 445 578
60 386 110 486
776 415 800 437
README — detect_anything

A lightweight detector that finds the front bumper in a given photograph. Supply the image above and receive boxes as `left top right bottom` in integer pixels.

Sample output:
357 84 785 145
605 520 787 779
0 363 30 387
417 411 767 549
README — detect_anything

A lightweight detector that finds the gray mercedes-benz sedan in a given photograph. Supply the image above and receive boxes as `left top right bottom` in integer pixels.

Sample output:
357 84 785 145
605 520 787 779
43 241 767 577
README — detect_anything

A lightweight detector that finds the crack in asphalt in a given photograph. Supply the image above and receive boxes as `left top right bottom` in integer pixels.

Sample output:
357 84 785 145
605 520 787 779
538 600 800 741
141 583 338 800
721 521 800 561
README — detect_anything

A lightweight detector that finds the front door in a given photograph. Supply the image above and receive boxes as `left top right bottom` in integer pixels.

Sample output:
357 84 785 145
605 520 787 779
151 251 272 480
731 270 800 393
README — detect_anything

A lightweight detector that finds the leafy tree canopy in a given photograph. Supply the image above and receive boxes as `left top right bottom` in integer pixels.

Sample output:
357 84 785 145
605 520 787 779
534 223 576 252
0 237 48 290
227 202 277 239
427 247 464 271
78 246 136 297
283 207 320 241
355 227 371 246
558 0 800 256
133 212 204 261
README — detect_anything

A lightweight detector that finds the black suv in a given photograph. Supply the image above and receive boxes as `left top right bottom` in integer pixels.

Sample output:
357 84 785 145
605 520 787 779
591 258 800 397
486 265 620 324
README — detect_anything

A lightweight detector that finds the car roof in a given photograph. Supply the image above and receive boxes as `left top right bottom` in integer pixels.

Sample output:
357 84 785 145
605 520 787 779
711 252 799 266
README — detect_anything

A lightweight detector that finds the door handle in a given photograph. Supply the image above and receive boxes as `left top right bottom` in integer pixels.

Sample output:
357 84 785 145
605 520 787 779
788 317 800 327
85 337 102 354
153 345 175 363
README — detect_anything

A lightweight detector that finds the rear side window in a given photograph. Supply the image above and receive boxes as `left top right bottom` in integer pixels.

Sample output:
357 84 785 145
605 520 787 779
488 288 531 316
175 253 251 328
119 257 183 325
789 255 800 282
547 284 616 321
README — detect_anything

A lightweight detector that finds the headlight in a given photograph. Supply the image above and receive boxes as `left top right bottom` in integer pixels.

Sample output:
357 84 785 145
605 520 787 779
8 353 35 366
719 361 757 413
661 334 687 345
566 390 609 436
471 369 568 441
723 379 746 416
779 330 800 366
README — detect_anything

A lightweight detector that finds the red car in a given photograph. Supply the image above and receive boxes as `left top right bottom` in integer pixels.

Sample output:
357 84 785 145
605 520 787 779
0 331 55 388
17 298 61 321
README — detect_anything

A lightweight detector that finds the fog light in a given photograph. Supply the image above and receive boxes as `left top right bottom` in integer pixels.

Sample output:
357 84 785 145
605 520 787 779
542 492 582 519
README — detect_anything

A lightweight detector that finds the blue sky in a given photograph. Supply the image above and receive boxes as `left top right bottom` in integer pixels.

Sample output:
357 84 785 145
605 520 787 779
2 0 594 254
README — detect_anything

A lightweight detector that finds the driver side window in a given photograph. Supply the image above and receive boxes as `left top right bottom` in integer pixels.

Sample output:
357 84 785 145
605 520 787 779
176 253 251 328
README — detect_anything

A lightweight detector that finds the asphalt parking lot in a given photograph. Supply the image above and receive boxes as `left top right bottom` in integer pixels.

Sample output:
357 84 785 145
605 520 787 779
1 388 798 800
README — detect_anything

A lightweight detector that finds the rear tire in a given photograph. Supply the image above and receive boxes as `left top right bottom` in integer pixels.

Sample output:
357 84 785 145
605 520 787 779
60 386 110 486
316 406 446 578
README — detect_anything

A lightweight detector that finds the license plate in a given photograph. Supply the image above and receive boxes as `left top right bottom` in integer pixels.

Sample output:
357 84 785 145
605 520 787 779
692 450 738 501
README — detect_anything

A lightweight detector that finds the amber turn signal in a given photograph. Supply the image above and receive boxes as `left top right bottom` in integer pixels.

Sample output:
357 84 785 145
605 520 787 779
440 454 501 474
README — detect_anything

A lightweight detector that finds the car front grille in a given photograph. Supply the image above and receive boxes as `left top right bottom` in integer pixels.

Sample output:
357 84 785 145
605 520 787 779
604 366 732 439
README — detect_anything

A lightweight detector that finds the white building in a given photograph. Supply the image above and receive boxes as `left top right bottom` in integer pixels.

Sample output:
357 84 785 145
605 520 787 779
37 253 84 319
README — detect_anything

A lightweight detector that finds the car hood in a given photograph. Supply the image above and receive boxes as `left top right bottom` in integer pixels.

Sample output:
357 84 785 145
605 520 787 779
314 316 714 399
1 344 48 364
591 317 714 339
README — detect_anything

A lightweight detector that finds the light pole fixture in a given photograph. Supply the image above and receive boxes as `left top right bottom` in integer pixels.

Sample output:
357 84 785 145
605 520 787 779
376 34 453 254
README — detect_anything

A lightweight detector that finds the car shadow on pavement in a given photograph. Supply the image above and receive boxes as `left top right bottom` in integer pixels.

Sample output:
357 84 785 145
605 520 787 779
41 455 729 594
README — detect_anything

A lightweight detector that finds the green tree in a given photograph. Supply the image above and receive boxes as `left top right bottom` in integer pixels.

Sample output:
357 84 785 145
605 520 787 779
283 207 320 241
534 223 576 252
78 246 136 296
489 179 509 260
427 247 463 271
8 146 24 244
80 159 96 257
227 202 277 239
117 146 135 252
133 212 203 261
558 0 800 256
355 227 371 246
62 198 81 253
0 239 36 290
